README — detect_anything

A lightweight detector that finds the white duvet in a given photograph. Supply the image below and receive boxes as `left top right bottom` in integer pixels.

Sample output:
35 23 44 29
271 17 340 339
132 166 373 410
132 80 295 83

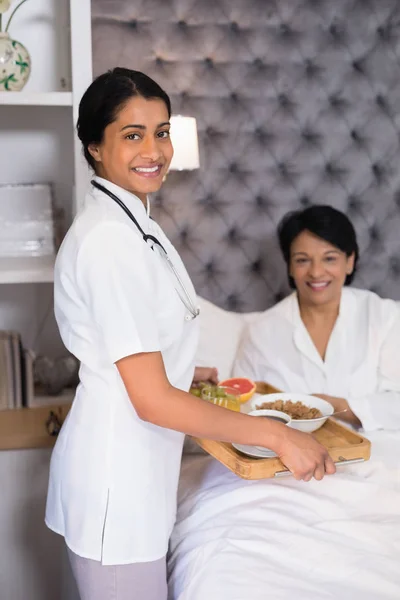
169 431 400 600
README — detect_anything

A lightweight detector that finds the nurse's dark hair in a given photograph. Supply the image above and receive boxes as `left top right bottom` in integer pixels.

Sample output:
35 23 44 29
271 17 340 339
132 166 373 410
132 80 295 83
278 205 359 289
77 67 172 170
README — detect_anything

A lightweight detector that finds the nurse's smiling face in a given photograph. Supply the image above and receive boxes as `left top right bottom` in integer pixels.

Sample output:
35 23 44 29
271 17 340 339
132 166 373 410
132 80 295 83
289 230 355 307
88 96 173 203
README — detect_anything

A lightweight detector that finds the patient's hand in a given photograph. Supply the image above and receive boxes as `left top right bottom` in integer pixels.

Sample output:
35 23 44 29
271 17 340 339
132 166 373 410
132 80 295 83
313 394 361 427
192 366 219 386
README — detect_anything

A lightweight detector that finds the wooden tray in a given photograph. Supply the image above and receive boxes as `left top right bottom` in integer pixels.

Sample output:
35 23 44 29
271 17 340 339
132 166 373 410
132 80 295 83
193 381 371 479
194 419 371 479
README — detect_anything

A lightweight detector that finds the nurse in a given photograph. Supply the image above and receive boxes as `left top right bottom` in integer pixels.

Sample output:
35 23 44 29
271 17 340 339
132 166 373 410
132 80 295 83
235 205 400 431
45 68 335 600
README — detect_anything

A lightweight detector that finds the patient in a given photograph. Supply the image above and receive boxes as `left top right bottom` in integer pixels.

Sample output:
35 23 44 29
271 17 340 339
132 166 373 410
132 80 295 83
234 205 400 431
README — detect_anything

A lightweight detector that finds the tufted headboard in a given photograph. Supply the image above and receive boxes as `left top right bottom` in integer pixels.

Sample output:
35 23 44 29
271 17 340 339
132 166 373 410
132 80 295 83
92 0 400 311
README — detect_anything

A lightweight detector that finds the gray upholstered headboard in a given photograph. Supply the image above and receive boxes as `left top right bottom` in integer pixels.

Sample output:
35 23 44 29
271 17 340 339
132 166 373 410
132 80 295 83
92 0 400 311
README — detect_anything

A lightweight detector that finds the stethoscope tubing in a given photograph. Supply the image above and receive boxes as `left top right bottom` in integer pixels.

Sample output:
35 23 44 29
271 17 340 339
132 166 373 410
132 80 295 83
91 180 168 253
90 180 199 320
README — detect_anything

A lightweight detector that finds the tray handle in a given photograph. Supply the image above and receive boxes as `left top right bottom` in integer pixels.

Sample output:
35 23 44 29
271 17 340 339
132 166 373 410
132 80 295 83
274 456 365 478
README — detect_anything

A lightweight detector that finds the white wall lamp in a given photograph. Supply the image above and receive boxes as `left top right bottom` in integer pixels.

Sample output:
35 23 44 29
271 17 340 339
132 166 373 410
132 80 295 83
169 115 200 172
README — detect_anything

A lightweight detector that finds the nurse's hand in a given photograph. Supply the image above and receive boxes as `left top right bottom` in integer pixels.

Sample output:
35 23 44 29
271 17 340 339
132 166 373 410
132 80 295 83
276 427 336 481
192 366 219 385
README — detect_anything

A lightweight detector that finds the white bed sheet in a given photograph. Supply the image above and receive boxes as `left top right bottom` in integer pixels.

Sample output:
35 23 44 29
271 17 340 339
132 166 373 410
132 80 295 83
169 431 400 600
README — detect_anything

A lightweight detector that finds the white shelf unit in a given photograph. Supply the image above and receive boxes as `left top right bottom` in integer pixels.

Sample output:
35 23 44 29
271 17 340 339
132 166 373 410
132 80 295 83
0 256 55 284
0 0 92 285
0 0 92 372
0 4 93 597
0 91 73 106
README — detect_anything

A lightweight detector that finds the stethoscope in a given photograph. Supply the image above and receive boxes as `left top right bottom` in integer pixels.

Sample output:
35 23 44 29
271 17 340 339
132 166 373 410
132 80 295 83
91 180 200 321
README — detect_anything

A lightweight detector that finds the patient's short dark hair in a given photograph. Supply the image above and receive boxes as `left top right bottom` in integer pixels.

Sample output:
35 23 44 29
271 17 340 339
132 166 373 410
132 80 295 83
278 205 359 289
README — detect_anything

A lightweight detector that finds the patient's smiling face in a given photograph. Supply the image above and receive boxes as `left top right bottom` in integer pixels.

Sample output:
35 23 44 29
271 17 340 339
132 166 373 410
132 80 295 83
290 230 355 307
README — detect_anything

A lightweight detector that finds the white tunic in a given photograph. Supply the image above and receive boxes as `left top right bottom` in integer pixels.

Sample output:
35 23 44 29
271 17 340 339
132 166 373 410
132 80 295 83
234 288 400 431
45 177 199 565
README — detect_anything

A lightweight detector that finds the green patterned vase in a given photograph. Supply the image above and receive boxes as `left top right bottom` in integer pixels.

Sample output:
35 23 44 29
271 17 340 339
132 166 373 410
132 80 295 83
0 32 30 91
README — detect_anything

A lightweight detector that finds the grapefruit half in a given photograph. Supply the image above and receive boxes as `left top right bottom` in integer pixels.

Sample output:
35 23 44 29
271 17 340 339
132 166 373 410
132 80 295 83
218 377 256 403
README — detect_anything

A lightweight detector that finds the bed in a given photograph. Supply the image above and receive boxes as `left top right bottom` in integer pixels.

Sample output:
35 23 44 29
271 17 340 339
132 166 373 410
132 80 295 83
169 299 400 600
169 430 400 600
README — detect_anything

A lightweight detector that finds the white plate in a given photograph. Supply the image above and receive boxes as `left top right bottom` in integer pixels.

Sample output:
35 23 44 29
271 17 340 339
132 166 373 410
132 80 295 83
232 443 277 459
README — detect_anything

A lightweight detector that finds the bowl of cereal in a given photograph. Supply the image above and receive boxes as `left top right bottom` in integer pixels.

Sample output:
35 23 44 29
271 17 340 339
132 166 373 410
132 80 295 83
246 392 334 433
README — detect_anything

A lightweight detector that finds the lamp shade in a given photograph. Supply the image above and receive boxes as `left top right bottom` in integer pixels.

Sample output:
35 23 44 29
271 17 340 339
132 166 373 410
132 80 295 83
169 115 200 171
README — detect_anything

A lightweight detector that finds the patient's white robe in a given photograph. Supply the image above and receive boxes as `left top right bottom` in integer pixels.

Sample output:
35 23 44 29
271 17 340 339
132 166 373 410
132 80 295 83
234 288 400 431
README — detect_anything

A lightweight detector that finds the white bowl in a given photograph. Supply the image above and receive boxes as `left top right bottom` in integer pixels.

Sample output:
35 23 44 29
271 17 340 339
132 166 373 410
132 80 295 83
246 392 334 433
248 408 292 425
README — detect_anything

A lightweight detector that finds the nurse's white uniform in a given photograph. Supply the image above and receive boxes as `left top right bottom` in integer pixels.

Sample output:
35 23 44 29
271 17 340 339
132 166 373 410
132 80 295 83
45 176 199 565
234 288 400 431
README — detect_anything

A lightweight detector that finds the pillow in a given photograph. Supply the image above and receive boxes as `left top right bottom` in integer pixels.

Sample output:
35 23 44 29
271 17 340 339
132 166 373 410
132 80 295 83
195 296 247 381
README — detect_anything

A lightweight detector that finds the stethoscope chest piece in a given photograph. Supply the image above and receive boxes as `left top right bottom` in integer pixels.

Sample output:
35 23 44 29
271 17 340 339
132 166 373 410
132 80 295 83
185 308 200 322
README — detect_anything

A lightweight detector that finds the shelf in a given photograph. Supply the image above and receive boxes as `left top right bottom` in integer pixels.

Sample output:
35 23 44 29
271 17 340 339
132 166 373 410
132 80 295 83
0 92 73 106
0 255 55 284
0 398 72 451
